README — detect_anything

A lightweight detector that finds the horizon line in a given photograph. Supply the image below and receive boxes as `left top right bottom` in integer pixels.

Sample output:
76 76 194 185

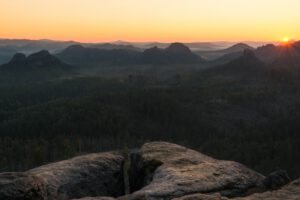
0 37 281 44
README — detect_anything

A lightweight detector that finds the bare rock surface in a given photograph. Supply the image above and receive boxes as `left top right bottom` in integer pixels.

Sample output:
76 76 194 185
172 179 300 200
72 197 117 200
233 178 300 200
262 170 291 189
0 152 124 200
172 193 227 200
0 141 297 200
126 142 265 200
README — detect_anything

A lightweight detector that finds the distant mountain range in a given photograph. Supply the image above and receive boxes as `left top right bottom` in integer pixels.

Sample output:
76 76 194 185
56 43 206 66
0 42 207 83
0 39 270 64
1 39 300 84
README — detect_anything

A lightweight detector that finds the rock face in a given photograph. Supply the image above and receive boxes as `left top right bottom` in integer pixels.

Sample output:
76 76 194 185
263 170 291 189
233 178 300 200
0 141 297 200
173 193 227 200
72 197 117 200
172 179 300 200
0 152 124 200
125 142 265 200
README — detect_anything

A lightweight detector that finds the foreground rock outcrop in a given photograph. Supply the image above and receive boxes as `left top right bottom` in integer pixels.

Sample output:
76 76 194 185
0 142 298 200
173 178 300 200
122 142 264 200
0 152 124 200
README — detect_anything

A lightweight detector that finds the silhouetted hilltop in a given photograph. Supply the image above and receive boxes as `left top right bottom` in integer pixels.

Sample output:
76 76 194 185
57 45 140 66
208 49 265 77
165 42 193 54
0 50 74 82
272 42 300 67
8 53 26 64
197 43 254 62
224 43 255 53
255 44 279 63
141 46 166 64
28 50 64 66
140 43 205 64
1 50 68 70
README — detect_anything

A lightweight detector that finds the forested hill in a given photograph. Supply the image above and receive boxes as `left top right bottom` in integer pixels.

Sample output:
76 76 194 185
0 75 299 180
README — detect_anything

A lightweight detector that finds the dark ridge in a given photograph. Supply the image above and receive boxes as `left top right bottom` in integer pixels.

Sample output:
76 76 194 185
58 43 205 66
0 50 74 81
225 43 255 52
208 49 265 77
271 42 300 67
255 44 278 63
8 53 26 64
26 50 63 66
165 42 193 54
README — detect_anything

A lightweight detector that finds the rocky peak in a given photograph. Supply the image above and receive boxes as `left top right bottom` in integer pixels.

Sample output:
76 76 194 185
27 50 51 60
143 46 163 54
255 44 279 63
258 44 276 50
226 43 254 53
165 43 193 54
8 53 26 64
64 44 85 52
25 50 62 66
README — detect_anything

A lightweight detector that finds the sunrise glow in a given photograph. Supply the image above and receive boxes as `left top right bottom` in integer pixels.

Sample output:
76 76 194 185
0 0 299 42
282 37 291 43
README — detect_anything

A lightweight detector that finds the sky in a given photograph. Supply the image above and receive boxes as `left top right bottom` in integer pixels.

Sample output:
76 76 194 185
0 0 299 43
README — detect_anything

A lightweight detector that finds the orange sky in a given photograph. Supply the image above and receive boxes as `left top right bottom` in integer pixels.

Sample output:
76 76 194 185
0 0 299 42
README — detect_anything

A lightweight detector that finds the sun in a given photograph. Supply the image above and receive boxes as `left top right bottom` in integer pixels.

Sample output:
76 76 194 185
282 37 290 43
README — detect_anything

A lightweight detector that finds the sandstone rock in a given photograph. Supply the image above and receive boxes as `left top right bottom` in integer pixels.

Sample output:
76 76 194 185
233 178 300 200
72 197 117 200
0 152 124 200
172 193 228 200
0 141 297 200
0 172 45 200
172 177 299 200
263 170 291 189
126 142 265 200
